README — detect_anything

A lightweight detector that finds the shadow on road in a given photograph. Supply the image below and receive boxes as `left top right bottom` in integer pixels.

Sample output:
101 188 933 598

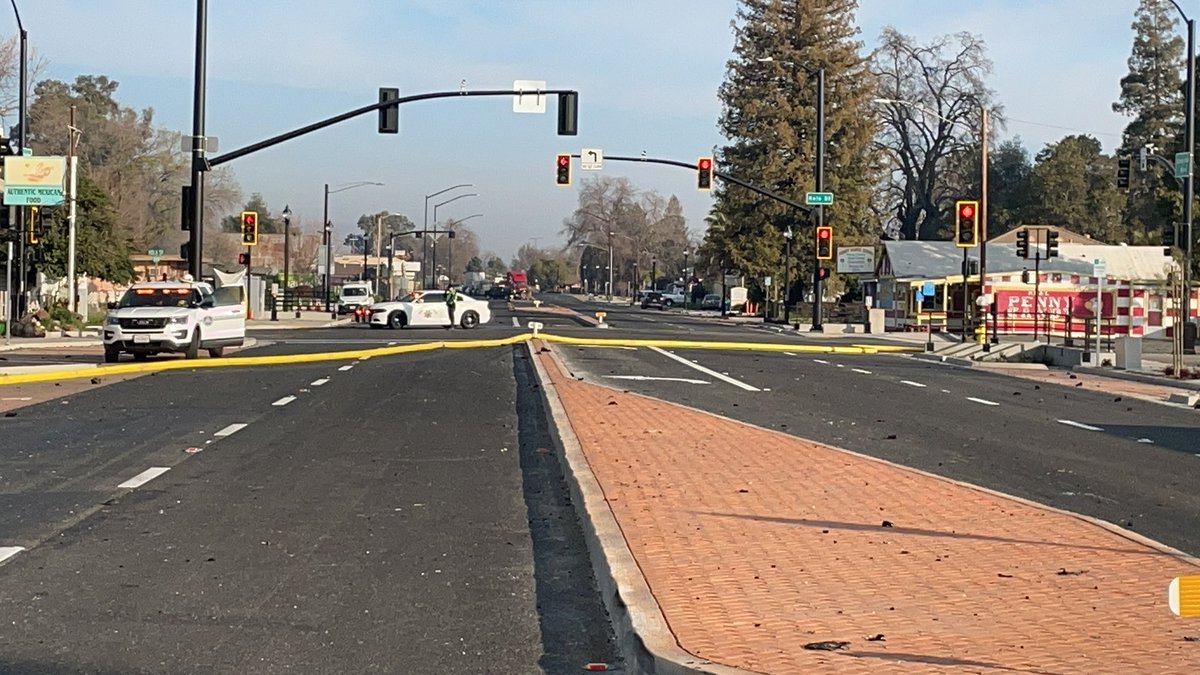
511 345 624 674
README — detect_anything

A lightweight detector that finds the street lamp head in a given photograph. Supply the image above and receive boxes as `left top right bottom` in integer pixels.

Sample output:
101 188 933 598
281 204 292 219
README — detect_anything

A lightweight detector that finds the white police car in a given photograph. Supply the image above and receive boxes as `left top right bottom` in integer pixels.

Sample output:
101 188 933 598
368 290 492 329
103 281 246 362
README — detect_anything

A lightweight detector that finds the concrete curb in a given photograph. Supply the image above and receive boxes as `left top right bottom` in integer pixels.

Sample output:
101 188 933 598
526 342 756 675
909 352 1049 370
0 339 102 352
1073 365 1200 393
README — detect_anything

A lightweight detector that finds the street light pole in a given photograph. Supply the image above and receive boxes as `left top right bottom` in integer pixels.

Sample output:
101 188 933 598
281 204 293 318
980 107 991 350
424 184 473 288
1184 14 1197 352
322 181 383 314
783 226 793 325
432 193 478 288
608 230 614 301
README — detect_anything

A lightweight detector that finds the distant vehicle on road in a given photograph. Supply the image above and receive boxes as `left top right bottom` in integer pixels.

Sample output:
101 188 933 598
700 293 723 310
506 271 529 299
368 290 492 329
486 285 513 300
103 281 245 362
337 281 375 315
641 289 685 310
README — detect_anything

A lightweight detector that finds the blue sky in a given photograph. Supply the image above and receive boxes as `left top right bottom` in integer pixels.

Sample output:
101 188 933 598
11 1 1157 259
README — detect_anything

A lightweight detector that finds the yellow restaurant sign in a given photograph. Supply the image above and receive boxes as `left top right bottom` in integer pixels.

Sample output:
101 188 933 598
2 156 67 206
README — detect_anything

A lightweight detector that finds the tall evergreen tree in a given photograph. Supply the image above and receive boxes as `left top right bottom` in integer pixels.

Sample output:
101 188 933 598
1027 135 1126 243
714 0 878 291
1113 0 1186 242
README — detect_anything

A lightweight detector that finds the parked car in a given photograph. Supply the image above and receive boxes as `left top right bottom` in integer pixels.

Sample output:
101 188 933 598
368 290 492 329
103 281 245 362
641 291 669 310
701 293 723 310
486 285 513 300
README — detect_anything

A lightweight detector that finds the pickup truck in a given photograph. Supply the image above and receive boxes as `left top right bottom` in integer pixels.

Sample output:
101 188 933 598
640 290 686 309
102 281 246 363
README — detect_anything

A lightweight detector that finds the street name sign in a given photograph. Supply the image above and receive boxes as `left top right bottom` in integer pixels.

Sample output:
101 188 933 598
805 192 834 206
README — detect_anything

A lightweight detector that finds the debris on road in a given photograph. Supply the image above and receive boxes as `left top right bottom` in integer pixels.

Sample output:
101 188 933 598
803 641 850 651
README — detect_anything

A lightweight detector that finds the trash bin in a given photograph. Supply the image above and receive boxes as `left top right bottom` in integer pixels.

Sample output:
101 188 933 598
1115 336 1142 370
1186 321 1198 353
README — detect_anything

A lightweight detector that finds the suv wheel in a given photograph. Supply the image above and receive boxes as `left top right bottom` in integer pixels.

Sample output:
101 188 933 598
103 346 120 363
184 330 200 359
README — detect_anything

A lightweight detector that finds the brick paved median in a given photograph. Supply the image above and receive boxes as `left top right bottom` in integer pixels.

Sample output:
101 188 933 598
536 348 1200 673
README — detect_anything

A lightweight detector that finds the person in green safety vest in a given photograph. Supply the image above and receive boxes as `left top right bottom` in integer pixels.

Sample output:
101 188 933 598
445 285 458 329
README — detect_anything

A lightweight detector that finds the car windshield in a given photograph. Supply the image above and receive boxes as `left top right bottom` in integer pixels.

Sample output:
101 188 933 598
342 287 368 297
118 287 200 308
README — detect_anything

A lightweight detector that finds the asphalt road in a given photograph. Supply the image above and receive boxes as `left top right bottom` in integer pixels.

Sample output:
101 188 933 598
544 298 1200 557
0 299 622 674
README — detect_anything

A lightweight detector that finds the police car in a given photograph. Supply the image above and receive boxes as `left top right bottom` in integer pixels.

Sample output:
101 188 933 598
103 281 246 362
367 290 491 329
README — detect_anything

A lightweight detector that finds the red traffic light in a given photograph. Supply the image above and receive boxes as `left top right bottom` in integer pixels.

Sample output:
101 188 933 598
817 227 831 240
699 158 711 170
557 154 570 167
958 203 975 219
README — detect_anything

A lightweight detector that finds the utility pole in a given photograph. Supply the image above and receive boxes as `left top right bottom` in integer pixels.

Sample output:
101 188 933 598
608 230 614 301
979 107 991 350
1183 16 1196 352
322 183 331 314
12 0 27 317
66 106 81 318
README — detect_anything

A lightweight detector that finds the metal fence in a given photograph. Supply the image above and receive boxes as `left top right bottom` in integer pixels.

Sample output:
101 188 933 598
992 311 1116 351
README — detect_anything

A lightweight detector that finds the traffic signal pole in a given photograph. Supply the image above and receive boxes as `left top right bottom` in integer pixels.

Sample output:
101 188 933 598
187 0 207 280
811 68 826 332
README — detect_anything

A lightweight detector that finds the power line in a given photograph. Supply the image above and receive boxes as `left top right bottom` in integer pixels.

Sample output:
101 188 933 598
1003 116 1123 139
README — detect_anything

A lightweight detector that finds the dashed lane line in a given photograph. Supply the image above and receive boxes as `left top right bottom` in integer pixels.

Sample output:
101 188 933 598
311 378 330 386
901 380 927 388
852 368 873 374
0 546 24 565
272 395 297 407
118 467 171 489
512 317 520 327
213 423 248 438
1058 419 1103 432
966 396 1000 406
813 359 830 365
648 346 761 392
338 365 354 371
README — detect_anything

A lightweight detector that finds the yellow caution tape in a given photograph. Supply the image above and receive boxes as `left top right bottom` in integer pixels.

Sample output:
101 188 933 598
0 332 918 387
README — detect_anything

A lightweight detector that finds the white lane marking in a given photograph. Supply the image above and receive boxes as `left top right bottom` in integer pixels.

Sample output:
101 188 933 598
512 317 520 327
0 546 24 564
835 364 845 368
1137 438 1154 444
784 352 797 357
338 365 354 372
213 423 248 438
813 359 830 364
1057 419 1103 432
577 345 637 351
605 375 710 385
852 368 873 374
900 380 927 388
311 378 330 386
966 397 1000 407
273 395 297 407
648 346 761 392
1 397 32 401
941 389 952 394
118 467 170 489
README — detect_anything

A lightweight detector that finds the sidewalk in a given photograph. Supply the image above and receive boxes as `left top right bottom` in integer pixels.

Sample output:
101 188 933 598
247 310 350 331
533 345 1200 674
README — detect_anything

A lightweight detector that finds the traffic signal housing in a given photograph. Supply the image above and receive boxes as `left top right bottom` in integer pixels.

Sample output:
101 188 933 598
1046 229 1060 258
1016 229 1030 259
238 252 250 266
816 266 830 281
954 200 979 248
815 226 833 260
378 87 399 134
1117 156 1131 191
697 157 714 191
555 154 571 186
241 211 259 246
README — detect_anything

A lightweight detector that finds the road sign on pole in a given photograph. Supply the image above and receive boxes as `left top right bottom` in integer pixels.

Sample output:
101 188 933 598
1176 151 1192 179
512 80 547 113
148 247 165 264
581 148 603 171
805 192 834 206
